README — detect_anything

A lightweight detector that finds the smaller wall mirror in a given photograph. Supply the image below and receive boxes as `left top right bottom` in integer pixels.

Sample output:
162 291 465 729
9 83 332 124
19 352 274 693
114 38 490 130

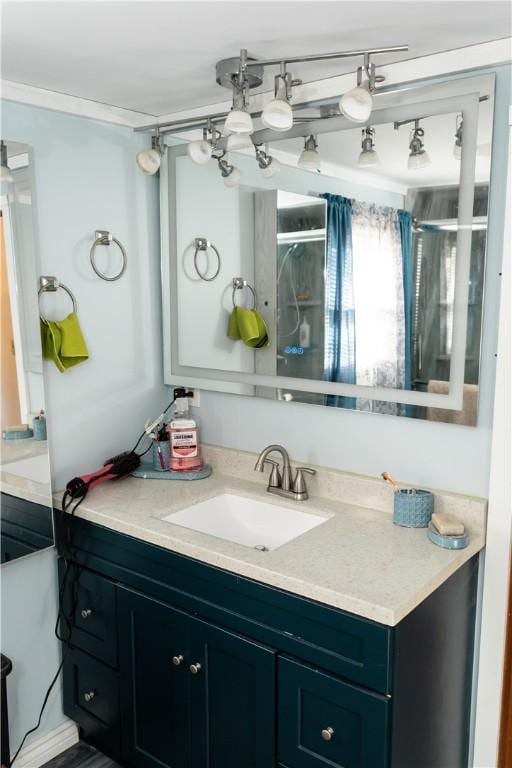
0 141 54 564
162 74 494 425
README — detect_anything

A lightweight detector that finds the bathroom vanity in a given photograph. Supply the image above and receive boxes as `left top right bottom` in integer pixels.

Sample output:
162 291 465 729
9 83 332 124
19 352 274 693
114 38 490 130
54 446 485 768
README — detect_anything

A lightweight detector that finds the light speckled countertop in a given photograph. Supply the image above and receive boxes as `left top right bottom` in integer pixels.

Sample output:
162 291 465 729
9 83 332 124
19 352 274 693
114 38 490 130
0 438 52 506
54 444 487 626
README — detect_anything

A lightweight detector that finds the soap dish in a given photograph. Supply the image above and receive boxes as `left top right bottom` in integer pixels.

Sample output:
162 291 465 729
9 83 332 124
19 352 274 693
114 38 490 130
427 521 469 550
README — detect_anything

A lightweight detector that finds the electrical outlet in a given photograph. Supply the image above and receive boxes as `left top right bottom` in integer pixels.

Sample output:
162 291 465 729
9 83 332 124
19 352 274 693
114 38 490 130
188 389 201 408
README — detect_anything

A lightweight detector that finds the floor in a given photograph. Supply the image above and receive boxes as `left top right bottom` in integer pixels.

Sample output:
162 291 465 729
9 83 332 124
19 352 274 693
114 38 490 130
41 742 120 768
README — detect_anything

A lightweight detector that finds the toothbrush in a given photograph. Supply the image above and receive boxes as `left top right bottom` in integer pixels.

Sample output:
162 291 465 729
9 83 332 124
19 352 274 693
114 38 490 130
381 471 401 493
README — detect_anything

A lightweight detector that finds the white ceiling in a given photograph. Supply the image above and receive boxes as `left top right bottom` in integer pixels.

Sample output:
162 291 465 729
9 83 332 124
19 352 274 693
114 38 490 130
1 1 511 117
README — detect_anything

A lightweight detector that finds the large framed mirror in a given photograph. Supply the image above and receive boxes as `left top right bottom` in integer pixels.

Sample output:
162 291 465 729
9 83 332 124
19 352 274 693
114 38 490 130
0 140 54 564
162 74 494 425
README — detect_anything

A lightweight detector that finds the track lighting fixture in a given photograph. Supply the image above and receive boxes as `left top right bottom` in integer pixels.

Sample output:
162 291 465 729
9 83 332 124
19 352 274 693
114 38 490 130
217 156 241 188
188 122 222 165
298 135 320 171
255 145 281 178
339 53 378 124
136 129 165 175
407 120 431 170
261 66 294 132
136 45 410 174
0 141 13 182
358 127 379 167
223 50 254 135
454 115 463 159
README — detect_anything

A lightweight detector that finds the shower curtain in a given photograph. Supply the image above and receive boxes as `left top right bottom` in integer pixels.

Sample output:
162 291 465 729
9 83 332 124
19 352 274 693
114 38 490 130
323 194 413 414
321 193 356 409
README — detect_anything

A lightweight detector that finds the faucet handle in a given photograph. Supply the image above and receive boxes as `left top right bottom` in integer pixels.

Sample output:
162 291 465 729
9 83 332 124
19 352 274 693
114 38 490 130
293 467 316 496
263 459 281 488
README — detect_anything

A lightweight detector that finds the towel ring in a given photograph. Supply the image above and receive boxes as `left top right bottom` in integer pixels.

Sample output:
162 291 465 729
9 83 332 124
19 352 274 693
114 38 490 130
232 277 256 309
90 230 127 282
38 276 77 320
193 237 221 282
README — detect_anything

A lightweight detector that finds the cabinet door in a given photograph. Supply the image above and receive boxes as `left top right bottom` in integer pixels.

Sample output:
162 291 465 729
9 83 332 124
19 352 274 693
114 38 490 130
118 587 190 768
278 656 389 768
189 618 277 768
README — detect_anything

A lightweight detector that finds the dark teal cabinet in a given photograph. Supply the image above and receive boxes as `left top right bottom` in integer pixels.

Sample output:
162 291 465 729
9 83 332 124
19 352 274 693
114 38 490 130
118 587 190 768
118 586 276 768
278 656 389 768
56 513 478 768
189 618 276 768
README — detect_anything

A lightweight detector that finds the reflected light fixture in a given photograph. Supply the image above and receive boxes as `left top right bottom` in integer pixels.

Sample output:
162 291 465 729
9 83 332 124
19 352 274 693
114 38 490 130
408 120 431 169
255 145 281 178
358 127 379 167
298 135 320 171
136 129 165 175
261 66 294 132
188 122 221 165
0 141 13 182
217 156 241 188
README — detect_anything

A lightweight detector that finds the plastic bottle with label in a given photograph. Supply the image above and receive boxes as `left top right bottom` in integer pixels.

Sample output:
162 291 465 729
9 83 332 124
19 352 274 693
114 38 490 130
167 389 202 472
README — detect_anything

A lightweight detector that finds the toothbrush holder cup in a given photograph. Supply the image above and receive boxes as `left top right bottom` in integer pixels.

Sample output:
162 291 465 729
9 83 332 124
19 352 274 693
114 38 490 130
393 489 434 528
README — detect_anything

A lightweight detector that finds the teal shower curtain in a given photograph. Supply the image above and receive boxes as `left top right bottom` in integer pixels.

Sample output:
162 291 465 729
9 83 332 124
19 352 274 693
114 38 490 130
399 209 413 392
321 193 356 408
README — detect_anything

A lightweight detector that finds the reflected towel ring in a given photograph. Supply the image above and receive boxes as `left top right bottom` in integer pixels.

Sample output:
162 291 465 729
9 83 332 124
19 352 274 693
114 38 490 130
232 277 256 309
90 230 127 282
193 237 221 282
38 276 78 320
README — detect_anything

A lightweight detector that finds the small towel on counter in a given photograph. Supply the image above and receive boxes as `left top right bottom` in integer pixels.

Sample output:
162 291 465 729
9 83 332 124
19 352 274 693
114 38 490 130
227 306 269 348
40 312 89 372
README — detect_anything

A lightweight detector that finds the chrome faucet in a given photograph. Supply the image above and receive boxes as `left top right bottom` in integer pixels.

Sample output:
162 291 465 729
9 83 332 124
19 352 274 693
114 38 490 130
254 444 316 501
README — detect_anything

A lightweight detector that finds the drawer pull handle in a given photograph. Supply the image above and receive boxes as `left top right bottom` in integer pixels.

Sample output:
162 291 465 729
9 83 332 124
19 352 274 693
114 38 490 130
83 691 96 703
172 655 184 666
189 663 202 675
321 727 334 742
81 609 92 619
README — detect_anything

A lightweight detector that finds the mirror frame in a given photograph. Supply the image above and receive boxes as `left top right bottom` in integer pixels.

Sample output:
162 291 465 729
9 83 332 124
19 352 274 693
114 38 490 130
161 78 492 412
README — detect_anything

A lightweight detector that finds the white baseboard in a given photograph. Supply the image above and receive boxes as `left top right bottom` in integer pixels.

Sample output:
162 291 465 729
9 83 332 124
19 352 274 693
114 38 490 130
12 719 79 768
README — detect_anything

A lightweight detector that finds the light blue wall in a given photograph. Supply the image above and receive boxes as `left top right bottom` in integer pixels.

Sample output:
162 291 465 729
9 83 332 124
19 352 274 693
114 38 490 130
197 64 511 498
0 100 168 753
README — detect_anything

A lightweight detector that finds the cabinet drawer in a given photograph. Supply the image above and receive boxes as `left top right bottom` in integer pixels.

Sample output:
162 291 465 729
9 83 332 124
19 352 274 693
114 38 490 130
59 561 118 667
278 656 389 768
63 648 120 760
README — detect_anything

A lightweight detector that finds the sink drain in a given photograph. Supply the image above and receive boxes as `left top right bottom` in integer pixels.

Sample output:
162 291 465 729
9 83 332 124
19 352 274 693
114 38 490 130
254 544 269 552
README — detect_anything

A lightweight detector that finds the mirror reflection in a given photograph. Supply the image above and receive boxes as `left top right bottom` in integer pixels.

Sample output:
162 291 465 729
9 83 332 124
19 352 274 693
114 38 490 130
0 140 54 564
169 82 492 425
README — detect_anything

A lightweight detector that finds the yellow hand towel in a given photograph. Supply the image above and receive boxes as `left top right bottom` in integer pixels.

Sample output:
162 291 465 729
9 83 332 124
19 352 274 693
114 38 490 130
40 312 89 373
227 307 269 349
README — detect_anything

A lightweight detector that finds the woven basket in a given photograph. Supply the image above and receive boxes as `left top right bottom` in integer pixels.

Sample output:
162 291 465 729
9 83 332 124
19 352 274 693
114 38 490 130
393 489 433 528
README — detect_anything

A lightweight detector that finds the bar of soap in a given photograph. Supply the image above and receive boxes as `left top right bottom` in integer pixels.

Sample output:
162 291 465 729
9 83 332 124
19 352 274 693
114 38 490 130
4 424 29 432
432 512 465 536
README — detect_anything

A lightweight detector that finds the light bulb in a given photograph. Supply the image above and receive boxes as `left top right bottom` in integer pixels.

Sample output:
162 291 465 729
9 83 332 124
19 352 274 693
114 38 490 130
223 166 241 188
358 149 379 167
224 109 253 135
187 139 212 165
298 148 320 172
408 150 431 170
261 98 293 132
136 148 161 175
261 157 281 178
339 82 373 123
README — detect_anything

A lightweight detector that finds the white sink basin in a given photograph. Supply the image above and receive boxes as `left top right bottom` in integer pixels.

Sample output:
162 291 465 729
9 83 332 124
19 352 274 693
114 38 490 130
162 492 327 551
